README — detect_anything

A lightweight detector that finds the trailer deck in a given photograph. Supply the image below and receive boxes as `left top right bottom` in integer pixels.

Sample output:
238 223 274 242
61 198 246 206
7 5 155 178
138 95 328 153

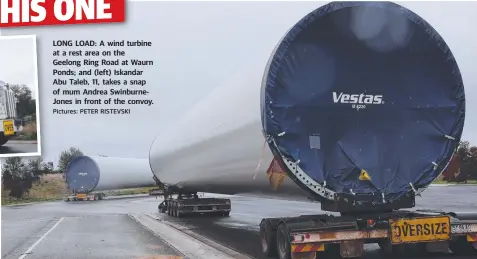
64 192 105 202
159 196 231 218
259 210 477 259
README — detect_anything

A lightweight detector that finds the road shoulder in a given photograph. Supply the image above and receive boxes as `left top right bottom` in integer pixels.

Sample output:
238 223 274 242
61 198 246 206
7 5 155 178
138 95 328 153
130 213 252 259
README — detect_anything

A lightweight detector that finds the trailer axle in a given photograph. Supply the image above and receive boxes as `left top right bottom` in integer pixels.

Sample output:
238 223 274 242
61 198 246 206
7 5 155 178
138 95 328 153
260 210 477 259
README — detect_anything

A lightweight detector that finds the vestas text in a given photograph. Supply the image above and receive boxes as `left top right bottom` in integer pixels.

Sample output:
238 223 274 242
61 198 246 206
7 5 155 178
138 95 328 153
332 92 384 110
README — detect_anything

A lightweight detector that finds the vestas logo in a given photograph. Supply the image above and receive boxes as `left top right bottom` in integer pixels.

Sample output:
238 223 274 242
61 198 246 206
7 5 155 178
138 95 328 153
332 92 384 110
78 172 88 176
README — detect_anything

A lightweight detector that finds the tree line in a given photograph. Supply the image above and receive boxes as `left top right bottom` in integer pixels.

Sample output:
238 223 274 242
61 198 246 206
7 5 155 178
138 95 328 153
2 141 477 199
1 147 83 198
442 141 477 182
7 84 36 119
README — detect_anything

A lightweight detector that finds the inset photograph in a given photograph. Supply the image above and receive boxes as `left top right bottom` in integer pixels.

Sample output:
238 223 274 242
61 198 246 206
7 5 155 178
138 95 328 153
0 35 41 157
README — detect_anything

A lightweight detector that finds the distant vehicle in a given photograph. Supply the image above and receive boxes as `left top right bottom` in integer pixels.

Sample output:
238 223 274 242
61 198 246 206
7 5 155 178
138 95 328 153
0 81 19 146
63 156 156 201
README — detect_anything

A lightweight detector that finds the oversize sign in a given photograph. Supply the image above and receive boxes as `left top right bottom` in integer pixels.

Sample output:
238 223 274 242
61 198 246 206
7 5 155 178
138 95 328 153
390 216 451 244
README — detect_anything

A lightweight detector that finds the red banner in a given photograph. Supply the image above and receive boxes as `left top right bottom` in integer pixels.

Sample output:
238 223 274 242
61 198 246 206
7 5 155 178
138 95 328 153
0 0 125 28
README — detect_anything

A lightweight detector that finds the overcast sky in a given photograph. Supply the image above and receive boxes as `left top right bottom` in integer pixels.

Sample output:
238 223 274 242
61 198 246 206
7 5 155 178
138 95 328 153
0 36 37 98
0 1 476 166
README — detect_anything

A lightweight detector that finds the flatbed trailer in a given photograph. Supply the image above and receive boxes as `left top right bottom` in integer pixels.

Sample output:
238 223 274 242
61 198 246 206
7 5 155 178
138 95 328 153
258 209 477 259
63 192 106 202
157 189 231 218
158 186 476 258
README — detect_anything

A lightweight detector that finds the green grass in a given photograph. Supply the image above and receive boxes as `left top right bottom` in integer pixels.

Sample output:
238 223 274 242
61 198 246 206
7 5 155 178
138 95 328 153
104 187 156 196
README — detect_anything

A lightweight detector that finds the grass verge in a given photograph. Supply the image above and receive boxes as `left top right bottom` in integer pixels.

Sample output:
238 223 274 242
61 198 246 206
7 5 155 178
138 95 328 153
104 187 157 196
11 122 37 141
1 174 157 206
1 174 66 205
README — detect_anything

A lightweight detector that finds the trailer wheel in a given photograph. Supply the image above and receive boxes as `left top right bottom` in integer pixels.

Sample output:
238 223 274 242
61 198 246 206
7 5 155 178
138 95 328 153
158 201 166 213
277 223 292 259
378 240 409 255
171 202 176 217
450 236 476 255
175 202 182 218
260 219 277 257
0 136 9 146
173 203 178 217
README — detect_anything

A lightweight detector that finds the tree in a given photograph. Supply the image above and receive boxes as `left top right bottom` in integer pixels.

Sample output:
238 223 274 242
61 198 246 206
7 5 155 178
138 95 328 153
27 157 53 176
1 157 34 198
455 141 477 183
28 157 44 176
8 84 36 118
58 147 84 173
43 162 54 174
468 146 477 181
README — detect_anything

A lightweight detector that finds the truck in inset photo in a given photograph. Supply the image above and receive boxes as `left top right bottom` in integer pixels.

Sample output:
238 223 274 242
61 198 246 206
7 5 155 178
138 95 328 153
0 35 40 156
0 81 19 146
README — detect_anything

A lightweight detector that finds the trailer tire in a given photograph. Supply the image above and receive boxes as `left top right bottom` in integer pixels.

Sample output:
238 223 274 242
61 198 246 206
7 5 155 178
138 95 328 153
174 203 179 217
450 236 476 255
176 203 182 218
0 136 9 146
277 223 292 259
260 219 277 257
378 240 409 256
171 202 176 217
158 201 166 213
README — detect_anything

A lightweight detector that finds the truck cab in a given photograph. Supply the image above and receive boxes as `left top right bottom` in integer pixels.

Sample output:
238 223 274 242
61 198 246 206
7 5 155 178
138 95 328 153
0 81 19 146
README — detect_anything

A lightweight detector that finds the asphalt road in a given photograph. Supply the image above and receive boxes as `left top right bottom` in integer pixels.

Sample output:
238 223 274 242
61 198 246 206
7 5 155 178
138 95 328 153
149 185 477 259
0 141 38 154
1 185 477 259
1 197 184 259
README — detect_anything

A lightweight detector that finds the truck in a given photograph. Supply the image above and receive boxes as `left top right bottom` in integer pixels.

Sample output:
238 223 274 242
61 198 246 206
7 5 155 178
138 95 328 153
64 155 156 202
149 2 477 259
0 80 19 146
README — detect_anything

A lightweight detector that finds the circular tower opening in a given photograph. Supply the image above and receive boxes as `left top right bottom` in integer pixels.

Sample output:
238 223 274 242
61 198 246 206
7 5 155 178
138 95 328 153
261 2 465 202
65 156 101 193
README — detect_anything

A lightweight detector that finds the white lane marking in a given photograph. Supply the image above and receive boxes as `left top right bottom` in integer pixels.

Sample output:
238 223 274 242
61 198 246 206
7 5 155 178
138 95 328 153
18 217 64 259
